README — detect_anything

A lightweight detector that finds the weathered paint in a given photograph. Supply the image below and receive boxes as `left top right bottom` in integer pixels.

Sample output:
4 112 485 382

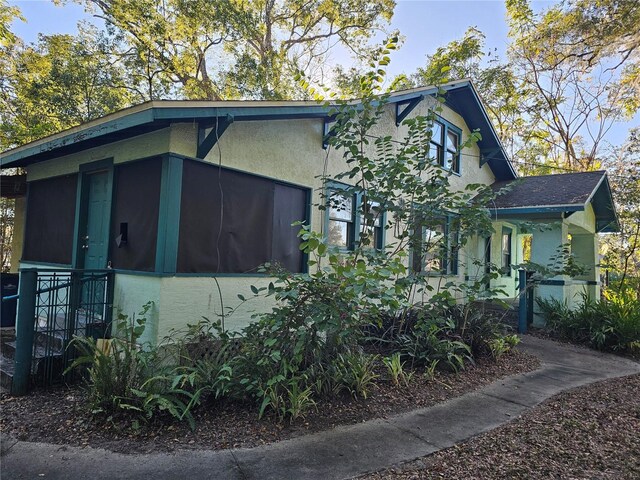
26 128 172 181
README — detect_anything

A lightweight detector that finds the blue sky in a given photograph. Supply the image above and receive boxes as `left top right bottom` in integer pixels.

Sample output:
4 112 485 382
10 0 525 75
8 0 638 147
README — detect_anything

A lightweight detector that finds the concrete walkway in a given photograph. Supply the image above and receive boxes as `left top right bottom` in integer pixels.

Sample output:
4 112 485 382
1 336 639 480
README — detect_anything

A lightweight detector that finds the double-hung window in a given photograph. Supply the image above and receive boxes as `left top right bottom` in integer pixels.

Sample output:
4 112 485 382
327 189 355 248
501 227 512 276
429 119 461 174
411 215 459 275
326 184 384 250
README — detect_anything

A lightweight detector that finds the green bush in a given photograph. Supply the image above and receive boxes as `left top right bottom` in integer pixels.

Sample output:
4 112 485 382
537 290 640 353
67 303 199 428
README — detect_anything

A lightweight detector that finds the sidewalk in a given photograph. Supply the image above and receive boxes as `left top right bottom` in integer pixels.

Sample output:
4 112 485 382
2 335 639 480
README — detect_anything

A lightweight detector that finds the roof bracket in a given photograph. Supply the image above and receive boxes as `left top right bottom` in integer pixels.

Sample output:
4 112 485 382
323 117 336 150
395 95 424 126
197 114 234 159
480 148 501 166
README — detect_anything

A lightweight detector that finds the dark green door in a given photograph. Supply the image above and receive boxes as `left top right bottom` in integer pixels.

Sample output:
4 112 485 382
82 171 110 270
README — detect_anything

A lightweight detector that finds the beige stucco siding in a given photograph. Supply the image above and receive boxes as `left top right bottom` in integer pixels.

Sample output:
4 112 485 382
9 197 26 273
19 99 503 340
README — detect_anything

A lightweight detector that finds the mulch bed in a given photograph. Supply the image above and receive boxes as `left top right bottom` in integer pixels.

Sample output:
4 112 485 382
361 373 640 480
0 351 539 455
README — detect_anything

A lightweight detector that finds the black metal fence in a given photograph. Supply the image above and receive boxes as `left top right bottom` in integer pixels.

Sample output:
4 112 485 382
12 268 114 394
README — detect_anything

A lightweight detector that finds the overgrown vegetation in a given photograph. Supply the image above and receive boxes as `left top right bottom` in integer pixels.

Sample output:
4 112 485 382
67 46 522 426
537 289 640 355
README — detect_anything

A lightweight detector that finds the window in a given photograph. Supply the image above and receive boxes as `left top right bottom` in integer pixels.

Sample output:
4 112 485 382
411 215 459 275
429 119 461 174
360 200 383 249
501 227 512 276
326 184 384 250
328 190 355 248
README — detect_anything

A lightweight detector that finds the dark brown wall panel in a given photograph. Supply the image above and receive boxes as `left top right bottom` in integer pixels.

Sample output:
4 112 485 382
110 158 162 271
272 183 306 272
23 174 78 265
178 160 307 274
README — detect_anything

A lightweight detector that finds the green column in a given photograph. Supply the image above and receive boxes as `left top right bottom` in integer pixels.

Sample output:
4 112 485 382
12 268 38 396
155 155 183 274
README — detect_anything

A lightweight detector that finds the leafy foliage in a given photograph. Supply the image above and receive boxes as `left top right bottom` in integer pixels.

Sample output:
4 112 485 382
67 303 199 428
537 290 640 354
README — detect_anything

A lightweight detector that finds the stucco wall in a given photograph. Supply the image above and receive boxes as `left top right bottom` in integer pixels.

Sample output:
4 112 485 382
27 128 175 181
21 99 501 340
9 196 26 273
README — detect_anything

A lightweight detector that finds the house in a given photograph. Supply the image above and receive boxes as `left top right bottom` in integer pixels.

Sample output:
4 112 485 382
0 80 618 348
488 170 618 324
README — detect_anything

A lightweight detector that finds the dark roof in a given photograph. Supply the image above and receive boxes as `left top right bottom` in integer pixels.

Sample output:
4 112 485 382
490 171 619 232
0 80 516 181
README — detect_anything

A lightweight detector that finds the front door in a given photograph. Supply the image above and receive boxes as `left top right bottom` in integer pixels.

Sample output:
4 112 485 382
82 171 110 270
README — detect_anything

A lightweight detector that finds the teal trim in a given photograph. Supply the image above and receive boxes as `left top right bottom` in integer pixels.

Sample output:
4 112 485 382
155 155 183 274
409 213 459 276
1 110 157 167
12 269 37 395
302 188 312 273
112 269 272 278
324 180 387 252
395 95 424 126
197 115 234 158
494 205 585 215
71 172 88 268
501 226 513 277
431 116 463 175
322 118 336 150
18 260 72 268
518 269 527 334
72 159 114 269
2 81 516 182
538 279 600 286
174 272 271 278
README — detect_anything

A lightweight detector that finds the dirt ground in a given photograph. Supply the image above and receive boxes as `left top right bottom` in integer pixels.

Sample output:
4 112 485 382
0 351 539 454
361 373 640 480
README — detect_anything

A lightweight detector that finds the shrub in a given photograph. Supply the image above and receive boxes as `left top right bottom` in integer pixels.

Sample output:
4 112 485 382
537 290 640 354
383 352 413 387
67 303 198 427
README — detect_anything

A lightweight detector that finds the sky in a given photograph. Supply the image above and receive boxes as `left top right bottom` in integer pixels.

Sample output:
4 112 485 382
7 0 638 147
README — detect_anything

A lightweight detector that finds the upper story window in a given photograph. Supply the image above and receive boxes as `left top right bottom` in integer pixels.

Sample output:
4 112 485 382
429 119 461 174
326 184 384 250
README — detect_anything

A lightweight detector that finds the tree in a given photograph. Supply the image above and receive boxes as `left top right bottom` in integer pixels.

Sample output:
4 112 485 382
0 25 134 150
505 0 639 171
402 27 543 175
69 0 395 100
602 128 640 291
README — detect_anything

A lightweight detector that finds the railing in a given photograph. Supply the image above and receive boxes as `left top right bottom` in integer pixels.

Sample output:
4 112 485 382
11 268 115 395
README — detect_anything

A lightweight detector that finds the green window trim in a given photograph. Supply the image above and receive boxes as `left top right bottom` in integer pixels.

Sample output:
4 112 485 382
410 214 459 276
429 117 462 175
324 181 386 251
501 226 513 277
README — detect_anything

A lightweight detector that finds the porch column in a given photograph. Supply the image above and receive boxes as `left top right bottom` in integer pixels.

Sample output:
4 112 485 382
530 221 568 326
571 233 600 300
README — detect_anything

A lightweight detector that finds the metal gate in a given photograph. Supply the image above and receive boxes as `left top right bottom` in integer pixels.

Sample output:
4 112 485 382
9 268 114 395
